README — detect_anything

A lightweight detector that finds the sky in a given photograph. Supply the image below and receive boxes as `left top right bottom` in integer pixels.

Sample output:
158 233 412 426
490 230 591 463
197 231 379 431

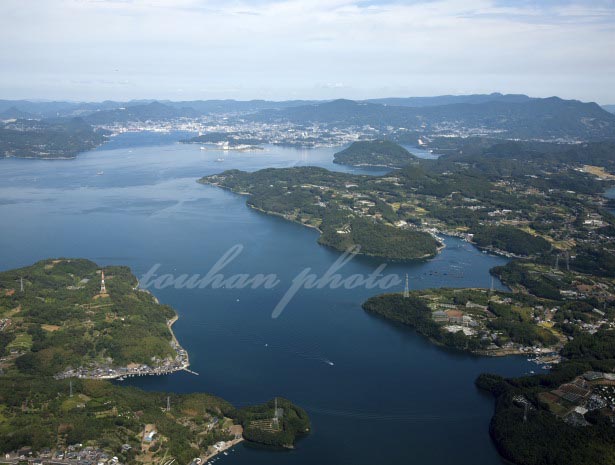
0 0 614 103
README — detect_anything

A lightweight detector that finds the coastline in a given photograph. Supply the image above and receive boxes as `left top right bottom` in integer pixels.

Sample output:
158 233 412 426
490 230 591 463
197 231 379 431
201 437 245 463
55 298 193 381
200 179 442 261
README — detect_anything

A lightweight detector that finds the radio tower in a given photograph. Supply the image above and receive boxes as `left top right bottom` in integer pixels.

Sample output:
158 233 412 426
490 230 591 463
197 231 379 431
20 277 24 293
403 274 409 298
100 270 106 294
69 380 73 398
166 396 171 412
273 397 280 429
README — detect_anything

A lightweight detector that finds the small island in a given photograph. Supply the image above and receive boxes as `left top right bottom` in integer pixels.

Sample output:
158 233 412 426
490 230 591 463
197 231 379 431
0 259 309 464
333 140 417 168
181 132 263 151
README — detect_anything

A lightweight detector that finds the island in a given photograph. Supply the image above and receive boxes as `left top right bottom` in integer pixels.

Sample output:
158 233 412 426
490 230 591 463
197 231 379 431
0 259 310 464
333 140 417 168
181 132 264 151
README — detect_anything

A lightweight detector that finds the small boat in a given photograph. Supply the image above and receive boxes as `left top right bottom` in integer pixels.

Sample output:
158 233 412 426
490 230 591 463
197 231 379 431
215 158 224 162
200 146 206 150
96 171 104 176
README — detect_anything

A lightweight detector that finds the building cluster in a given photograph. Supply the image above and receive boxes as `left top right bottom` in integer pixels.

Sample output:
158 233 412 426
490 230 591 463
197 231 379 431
55 341 189 380
96 117 375 149
540 371 615 427
0 317 11 331
4 445 123 465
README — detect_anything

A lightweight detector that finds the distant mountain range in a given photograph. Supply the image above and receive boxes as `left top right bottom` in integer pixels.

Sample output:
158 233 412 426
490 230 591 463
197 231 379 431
250 97 615 141
365 92 532 107
1 93 613 141
82 101 201 124
0 98 323 119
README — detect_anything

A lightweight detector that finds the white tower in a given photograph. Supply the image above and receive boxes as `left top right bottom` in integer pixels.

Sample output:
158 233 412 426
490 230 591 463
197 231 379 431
100 270 106 294
403 274 409 298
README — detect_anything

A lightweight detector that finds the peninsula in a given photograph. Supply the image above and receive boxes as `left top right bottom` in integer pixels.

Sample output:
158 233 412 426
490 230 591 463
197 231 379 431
0 259 310 464
199 167 441 260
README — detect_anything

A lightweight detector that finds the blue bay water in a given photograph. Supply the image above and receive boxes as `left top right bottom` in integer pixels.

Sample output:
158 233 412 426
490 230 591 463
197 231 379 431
0 134 534 465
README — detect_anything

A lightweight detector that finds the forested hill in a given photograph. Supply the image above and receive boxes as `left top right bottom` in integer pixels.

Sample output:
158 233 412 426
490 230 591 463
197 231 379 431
333 140 416 168
0 258 179 377
425 139 615 174
83 101 199 124
0 118 105 159
365 92 532 107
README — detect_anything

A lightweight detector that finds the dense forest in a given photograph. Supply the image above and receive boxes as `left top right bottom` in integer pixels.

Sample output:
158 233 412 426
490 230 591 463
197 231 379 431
238 398 310 448
319 217 439 260
472 226 551 256
333 140 416 168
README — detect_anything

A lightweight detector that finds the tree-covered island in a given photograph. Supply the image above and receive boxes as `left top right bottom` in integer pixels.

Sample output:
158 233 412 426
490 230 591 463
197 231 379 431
0 259 309 464
333 140 417 168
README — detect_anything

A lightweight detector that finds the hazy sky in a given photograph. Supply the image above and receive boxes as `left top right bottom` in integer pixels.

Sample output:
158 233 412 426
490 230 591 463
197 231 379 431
1 0 614 103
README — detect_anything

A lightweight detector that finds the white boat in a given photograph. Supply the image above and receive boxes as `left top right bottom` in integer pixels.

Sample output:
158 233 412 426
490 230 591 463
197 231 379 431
215 158 224 162
96 171 104 176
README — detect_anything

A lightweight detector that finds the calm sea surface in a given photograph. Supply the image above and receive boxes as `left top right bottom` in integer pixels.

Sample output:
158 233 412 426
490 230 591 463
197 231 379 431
0 134 535 465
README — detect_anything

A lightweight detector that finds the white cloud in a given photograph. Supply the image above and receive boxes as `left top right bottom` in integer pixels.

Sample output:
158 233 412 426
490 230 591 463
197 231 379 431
0 0 613 102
